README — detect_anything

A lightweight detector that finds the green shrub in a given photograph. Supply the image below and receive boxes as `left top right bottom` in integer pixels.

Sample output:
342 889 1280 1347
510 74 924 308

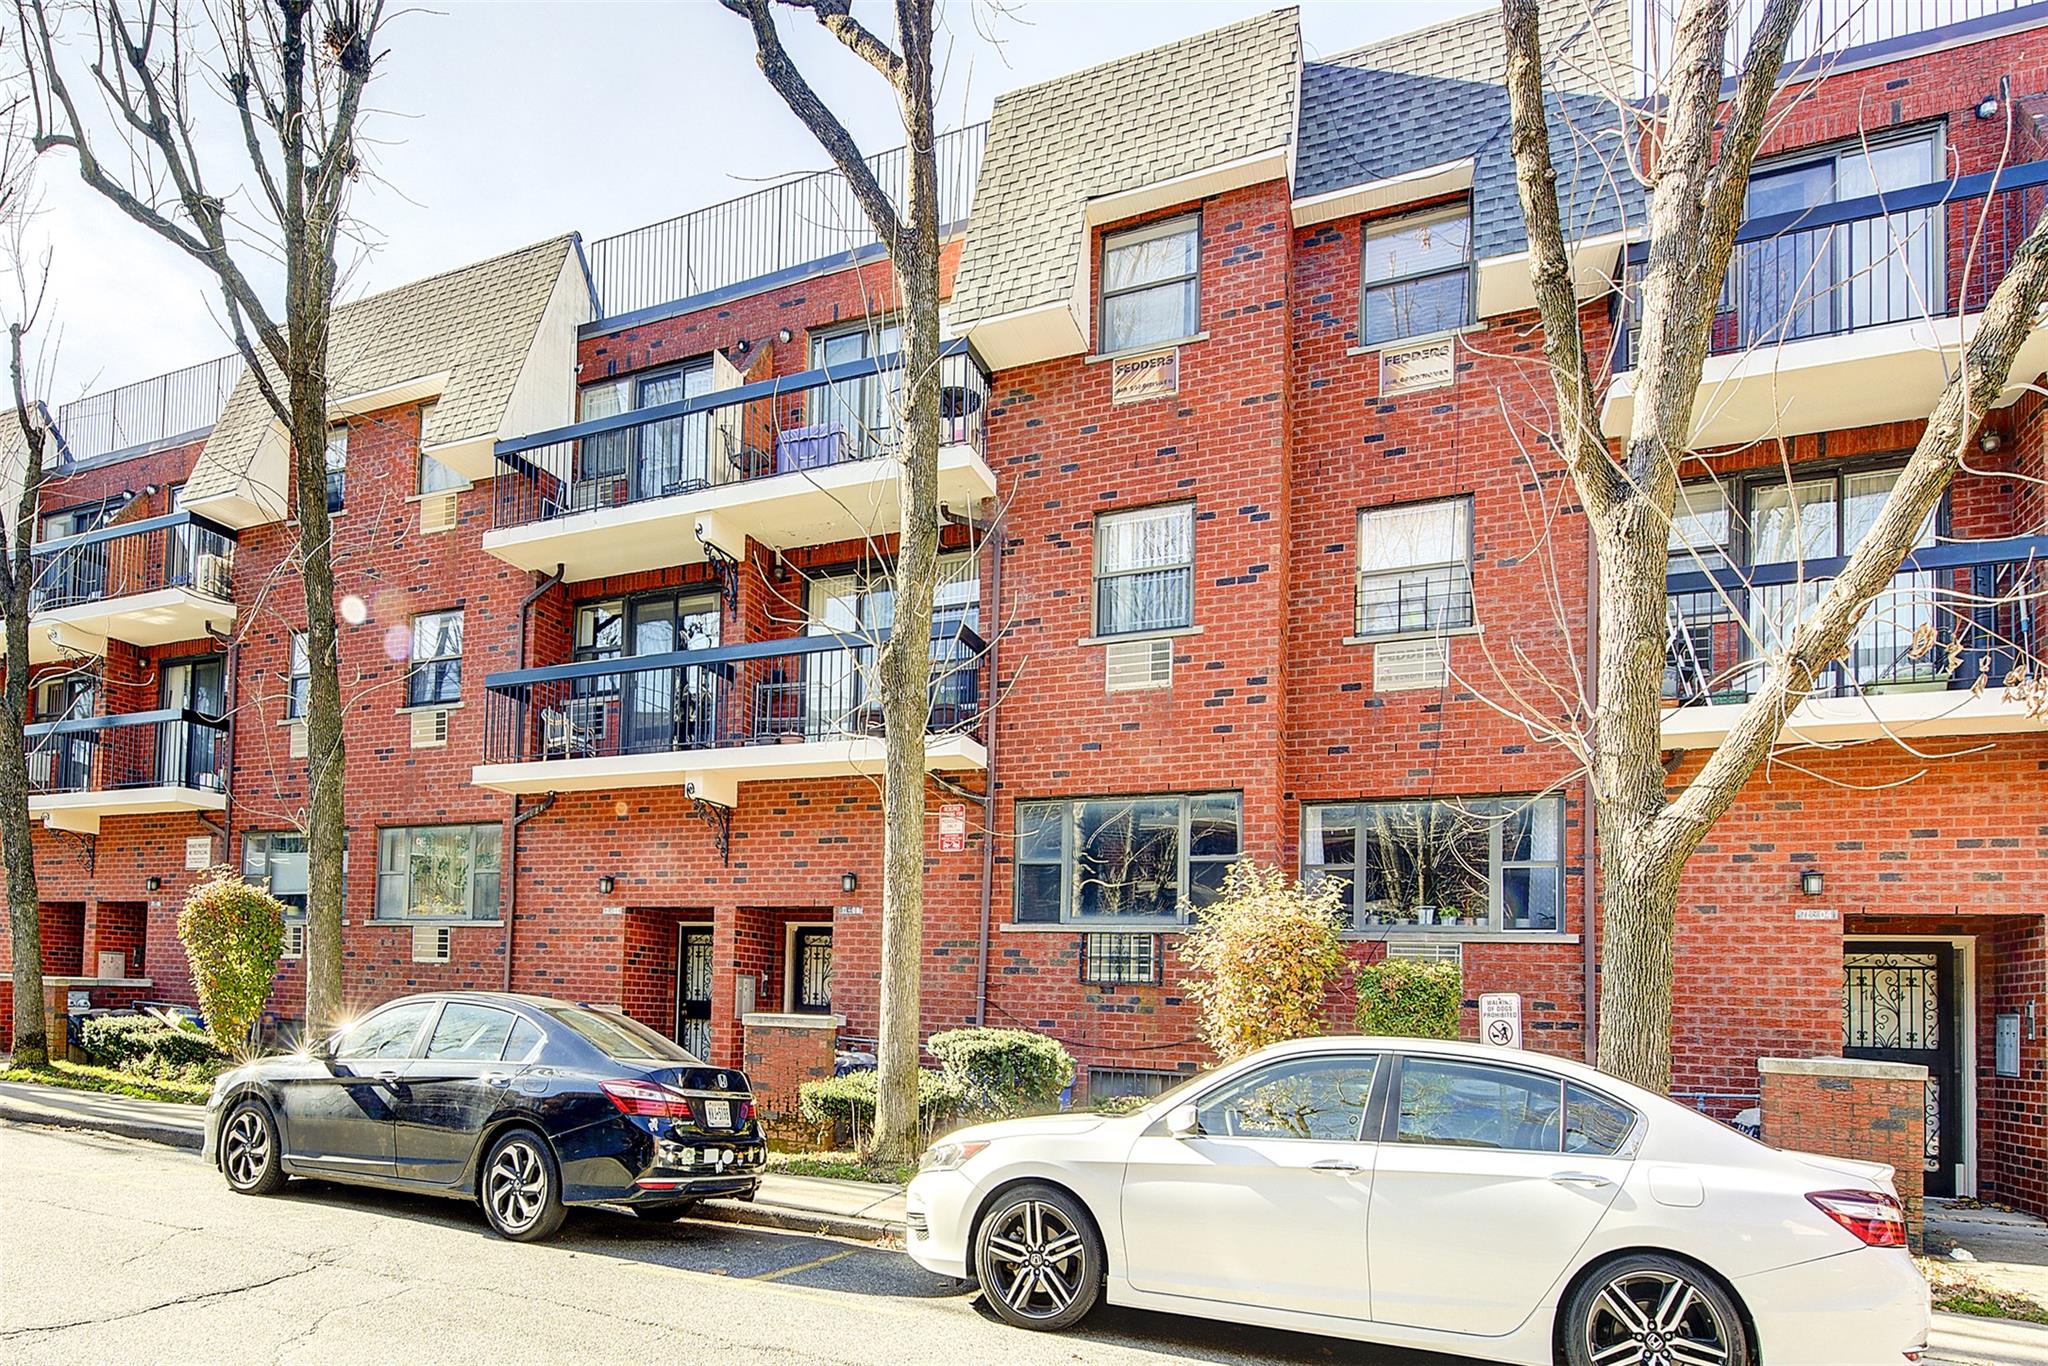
1178 862 1349 1060
1354 958 1463 1039
76 1015 223 1072
798 1068 968 1152
1091 1093 1153 1117
927 1027 1074 1118
177 869 287 1059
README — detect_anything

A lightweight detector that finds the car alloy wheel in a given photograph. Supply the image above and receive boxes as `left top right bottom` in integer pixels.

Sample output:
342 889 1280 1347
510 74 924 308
223 1108 273 1189
1584 1266 1736 1366
485 1137 549 1235
981 1198 1089 1323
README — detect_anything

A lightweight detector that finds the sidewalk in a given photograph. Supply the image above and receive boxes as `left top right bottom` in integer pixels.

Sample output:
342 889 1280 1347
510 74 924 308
0 1076 904 1242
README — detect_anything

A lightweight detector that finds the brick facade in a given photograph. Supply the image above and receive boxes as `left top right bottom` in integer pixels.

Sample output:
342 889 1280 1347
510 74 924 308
1759 1056 1930 1250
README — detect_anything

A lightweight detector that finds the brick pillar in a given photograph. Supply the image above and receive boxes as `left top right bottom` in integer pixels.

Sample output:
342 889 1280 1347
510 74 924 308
741 1011 841 1147
1759 1056 1929 1251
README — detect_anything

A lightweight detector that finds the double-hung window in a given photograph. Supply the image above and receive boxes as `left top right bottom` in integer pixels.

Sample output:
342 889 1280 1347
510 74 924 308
407 610 464 707
1303 795 1563 932
324 425 348 512
1094 504 1193 636
376 823 502 920
1100 215 1200 353
1355 496 1473 637
1015 792 1240 924
285 633 310 719
417 403 464 493
1362 204 1473 347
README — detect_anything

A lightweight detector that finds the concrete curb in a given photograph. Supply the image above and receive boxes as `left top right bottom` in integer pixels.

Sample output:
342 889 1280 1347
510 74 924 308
0 1097 203 1152
693 1196 902 1246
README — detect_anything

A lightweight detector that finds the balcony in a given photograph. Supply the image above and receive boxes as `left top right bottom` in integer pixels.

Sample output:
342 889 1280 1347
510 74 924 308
26 512 238 664
482 343 995 582
472 626 988 806
25 709 230 834
1604 159 2048 446
1661 534 2047 748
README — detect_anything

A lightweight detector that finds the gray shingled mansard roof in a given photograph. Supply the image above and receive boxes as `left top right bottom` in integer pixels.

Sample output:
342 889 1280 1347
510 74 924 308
1295 0 1642 258
949 8 1303 329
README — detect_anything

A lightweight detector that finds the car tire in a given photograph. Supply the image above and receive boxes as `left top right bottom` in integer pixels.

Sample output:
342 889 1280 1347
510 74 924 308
972 1183 1103 1332
220 1099 288 1196
479 1129 567 1242
1562 1253 1752 1366
630 1200 699 1222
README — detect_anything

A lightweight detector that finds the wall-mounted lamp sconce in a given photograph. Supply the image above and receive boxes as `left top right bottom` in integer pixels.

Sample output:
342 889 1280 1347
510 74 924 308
1799 869 1824 897
777 328 794 344
1976 94 2001 119
597 875 616 896
841 872 859 895
145 876 162 892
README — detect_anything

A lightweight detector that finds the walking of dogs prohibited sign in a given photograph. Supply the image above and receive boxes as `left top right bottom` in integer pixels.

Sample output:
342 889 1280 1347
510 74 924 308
1479 993 1523 1050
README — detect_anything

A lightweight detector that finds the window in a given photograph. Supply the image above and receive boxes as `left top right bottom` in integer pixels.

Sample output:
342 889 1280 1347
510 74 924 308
1668 482 1733 572
324 425 348 512
1394 1057 1562 1151
1193 1054 1379 1142
1565 1083 1638 1156
547 1005 694 1063
1100 214 1200 353
407 609 463 707
375 823 501 920
285 633 310 720
1356 497 1473 638
808 550 979 636
335 1001 435 1060
503 1016 547 1065
1363 204 1472 347
1094 503 1193 636
426 1003 517 1061
1087 1067 1183 1103
811 320 903 460
1015 792 1240 924
417 403 464 493
243 833 309 916
1303 795 1563 932
1081 933 1161 986
39 498 115 542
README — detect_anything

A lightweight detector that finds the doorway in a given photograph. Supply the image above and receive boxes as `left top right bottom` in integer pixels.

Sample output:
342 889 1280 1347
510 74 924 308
1843 940 1966 1198
788 925 833 1015
159 655 226 789
674 924 713 1060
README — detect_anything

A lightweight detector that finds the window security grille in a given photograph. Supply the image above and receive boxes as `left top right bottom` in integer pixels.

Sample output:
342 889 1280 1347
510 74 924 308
1081 933 1163 985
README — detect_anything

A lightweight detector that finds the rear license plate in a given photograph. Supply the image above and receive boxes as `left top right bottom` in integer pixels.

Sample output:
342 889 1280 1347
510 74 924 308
702 1099 731 1129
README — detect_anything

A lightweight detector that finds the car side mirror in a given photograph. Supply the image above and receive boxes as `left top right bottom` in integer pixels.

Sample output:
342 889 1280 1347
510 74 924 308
1165 1104 1200 1140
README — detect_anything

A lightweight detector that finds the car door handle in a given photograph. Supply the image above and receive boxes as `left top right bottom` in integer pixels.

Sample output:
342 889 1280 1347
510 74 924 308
484 1073 511 1088
1549 1170 1613 1188
1310 1159 1364 1173
373 1070 404 1085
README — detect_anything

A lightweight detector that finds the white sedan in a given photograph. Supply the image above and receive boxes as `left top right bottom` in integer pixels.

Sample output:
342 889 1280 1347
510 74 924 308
905 1036 1927 1366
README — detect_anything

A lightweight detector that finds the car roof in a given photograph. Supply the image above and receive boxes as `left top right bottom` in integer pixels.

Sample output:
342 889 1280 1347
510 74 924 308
1247 1034 1663 1106
375 990 590 1013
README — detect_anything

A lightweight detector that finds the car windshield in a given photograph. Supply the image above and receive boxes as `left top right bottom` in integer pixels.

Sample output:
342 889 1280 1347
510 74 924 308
547 1005 698 1063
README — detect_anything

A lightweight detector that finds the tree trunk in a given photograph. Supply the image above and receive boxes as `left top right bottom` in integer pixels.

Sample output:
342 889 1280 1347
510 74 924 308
1 611 45 1066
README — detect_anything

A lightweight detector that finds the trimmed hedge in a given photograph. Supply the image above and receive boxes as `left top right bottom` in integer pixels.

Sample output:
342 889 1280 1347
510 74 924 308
75 1016 227 1084
798 1068 968 1150
1355 958 1463 1039
926 1027 1074 1118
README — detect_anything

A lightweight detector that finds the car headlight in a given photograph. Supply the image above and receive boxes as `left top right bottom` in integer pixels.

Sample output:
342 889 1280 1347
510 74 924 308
918 1140 988 1173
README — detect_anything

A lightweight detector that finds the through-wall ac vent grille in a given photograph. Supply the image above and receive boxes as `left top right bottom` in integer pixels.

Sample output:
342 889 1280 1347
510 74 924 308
1372 638 1449 692
282 923 306 960
411 924 451 963
1104 636 1172 693
409 708 450 749
288 722 308 759
419 490 459 535
1386 939 1463 966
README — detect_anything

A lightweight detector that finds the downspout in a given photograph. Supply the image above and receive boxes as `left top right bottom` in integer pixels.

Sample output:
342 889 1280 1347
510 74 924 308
503 564 565 990
1582 527 1600 1064
973 519 1003 1026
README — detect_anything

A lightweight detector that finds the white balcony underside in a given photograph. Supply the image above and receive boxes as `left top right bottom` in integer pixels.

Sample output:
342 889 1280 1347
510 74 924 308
482 443 997 581
30 784 227 835
470 732 988 806
1661 688 2045 750
27 589 237 664
1602 313 2048 447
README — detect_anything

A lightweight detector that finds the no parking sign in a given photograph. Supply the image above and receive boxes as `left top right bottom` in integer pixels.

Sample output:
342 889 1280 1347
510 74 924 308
1479 993 1522 1050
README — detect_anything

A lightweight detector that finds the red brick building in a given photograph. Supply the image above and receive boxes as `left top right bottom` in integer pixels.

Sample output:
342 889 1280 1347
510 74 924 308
4 1 2043 1214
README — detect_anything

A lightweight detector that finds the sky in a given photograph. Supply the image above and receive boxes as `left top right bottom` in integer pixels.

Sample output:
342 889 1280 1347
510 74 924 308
27 0 1493 407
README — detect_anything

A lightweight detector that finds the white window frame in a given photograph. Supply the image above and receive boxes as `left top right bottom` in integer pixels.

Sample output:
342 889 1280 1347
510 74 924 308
1362 203 1474 348
1093 502 1194 637
407 609 464 708
1355 495 1475 638
1099 214 1201 354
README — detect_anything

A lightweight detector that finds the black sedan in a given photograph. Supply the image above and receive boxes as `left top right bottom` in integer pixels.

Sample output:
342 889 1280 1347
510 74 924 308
201 991 765 1240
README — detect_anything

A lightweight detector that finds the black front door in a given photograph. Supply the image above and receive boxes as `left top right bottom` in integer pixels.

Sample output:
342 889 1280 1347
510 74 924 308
675 927 713 1060
792 927 833 1015
1844 942 1961 1198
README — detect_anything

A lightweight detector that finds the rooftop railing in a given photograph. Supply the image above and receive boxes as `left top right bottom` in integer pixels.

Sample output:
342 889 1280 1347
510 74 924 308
586 122 987 321
53 355 243 465
29 511 237 616
490 341 988 533
1616 159 2048 370
480 624 986 768
24 708 230 796
1663 533 2046 704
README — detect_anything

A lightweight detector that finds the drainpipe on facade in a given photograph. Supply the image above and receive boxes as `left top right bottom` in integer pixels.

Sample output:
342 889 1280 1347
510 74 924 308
503 565 566 991
1583 532 1599 1064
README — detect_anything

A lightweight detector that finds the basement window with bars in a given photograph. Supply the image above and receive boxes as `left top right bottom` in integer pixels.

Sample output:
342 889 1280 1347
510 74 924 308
1355 496 1474 638
1088 1067 1184 1104
1303 796 1562 933
1015 793 1240 925
375 823 501 921
1080 933 1162 986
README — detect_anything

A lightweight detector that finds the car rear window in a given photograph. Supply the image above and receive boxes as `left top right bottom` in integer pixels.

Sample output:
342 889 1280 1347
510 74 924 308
547 1006 696 1062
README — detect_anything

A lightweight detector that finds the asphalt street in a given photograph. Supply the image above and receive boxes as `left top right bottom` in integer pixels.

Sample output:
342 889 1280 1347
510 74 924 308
0 1123 1477 1365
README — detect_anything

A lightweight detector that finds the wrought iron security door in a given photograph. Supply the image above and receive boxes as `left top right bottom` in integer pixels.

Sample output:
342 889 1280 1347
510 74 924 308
1843 943 1959 1197
793 928 833 1014
675 927 714 1060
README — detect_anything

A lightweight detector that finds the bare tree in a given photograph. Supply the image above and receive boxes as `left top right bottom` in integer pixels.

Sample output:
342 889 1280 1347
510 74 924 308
1502 0 2048 1090
720 0 945 1161
18 0 385 1033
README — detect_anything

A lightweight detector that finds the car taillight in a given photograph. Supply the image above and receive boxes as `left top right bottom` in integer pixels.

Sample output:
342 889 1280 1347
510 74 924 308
601 1079 693 1118
735 1099 755 1124
1808 1189 1908 1247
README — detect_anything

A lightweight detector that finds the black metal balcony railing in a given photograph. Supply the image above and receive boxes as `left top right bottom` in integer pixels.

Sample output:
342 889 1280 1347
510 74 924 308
586 123 987 321
491 342 989 533
29 511 237 615
52 354 243 465
24 709 231 795
480 625 986 768
1664 534 2046 704
1615 158 2048 371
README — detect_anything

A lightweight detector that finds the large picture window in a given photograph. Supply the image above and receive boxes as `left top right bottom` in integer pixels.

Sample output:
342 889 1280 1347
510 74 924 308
1100 215 1200 353
1095 503 1193 636
1302 796 1562 932
1015 792 1240 924
1362 204 1472 347
1356 496 1473 638
376 823 501 921
407 609 464 707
